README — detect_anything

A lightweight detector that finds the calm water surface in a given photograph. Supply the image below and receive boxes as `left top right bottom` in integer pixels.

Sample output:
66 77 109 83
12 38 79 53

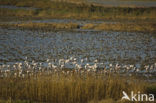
87 0 156 7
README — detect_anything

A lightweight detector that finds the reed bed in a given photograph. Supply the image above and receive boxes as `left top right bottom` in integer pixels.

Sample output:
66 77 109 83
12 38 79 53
0 72 154 103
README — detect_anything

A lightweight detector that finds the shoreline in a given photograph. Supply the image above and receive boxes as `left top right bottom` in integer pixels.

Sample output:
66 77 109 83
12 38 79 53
0 22 155 33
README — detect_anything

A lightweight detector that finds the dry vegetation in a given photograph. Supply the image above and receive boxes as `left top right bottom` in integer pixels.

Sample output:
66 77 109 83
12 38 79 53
0 0 156 21
0 1 156 103
82 23 156 32
0 22 155 32
0 22 80 30
0 73 155 103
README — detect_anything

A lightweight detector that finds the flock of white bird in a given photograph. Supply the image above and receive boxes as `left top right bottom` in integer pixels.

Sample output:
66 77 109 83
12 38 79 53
0 57 156 78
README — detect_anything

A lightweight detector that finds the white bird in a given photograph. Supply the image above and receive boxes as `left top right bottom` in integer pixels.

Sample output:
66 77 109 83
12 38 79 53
109 64 113 67
73 58 77 61
94 59 98 63
14 73 17 77
145 65 149 72
70 57 73 60
46 59 50 62
65 59 70 64
130 65 134 68
81 59 84 63
93 63 98 70
52 64 57 69
85 63 90 69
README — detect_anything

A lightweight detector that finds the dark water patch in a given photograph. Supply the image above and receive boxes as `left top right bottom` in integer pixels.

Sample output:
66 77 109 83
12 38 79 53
0 5 39 10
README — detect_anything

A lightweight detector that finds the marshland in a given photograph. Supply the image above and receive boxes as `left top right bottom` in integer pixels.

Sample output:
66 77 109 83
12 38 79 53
0 0 156 103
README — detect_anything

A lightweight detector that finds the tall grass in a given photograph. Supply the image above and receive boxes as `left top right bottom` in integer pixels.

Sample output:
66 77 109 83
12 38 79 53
0 73 155 103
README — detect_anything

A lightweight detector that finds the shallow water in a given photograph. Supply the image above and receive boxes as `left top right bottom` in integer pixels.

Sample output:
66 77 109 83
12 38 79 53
0 19 117 26
88 0 156 7
29 19 116 25
0 28 155 67
0 5 38 10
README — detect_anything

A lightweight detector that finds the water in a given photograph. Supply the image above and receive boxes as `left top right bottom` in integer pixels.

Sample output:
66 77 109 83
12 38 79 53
0 19 117 26
0 28 155 67
29 19 116 25
87 0 156 7
0 5 39 10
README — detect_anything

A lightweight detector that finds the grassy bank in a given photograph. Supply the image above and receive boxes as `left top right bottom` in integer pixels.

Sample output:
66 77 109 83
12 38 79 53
0 22 80 30
0 0 156 21
0 22 155 33
0 73 155 103
82 22 156 33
